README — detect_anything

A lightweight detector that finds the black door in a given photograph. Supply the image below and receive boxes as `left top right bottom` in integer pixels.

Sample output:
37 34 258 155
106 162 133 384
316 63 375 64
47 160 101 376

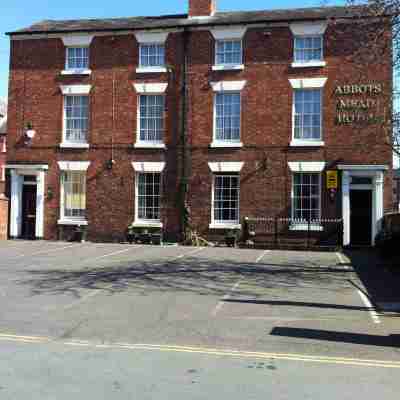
21 185 37 239
350 190 372 246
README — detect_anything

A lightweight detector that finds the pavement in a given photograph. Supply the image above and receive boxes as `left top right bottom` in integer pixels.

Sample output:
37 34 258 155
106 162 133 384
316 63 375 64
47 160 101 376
0 240 399 399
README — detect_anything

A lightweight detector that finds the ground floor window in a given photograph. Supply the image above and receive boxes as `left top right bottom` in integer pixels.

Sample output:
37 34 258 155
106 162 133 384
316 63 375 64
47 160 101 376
292 172 321 221
213 174 240 224
136 172 161 221
61 171 86 219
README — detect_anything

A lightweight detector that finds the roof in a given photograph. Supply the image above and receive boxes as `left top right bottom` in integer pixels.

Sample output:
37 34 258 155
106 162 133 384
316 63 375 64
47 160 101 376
7 5 371 36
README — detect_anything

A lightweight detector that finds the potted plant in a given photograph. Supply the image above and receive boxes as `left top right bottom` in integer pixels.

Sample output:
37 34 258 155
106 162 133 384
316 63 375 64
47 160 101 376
151 229 163 245
139 229 151 244
126 224 136 244
225 229 240 248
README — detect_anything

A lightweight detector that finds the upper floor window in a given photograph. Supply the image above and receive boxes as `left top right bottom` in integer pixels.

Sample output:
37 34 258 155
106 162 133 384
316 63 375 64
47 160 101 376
215 92 241 143
61 35 93 75
66 47 89 71
216 40 242 66
290 22 327 68
294 36 323 64
139 44 165 68
294 89 322 142
64 95 89 145
138 94 165 144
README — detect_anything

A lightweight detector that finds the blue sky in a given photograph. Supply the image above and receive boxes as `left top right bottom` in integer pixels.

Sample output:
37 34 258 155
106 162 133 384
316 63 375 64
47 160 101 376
0 0 345 100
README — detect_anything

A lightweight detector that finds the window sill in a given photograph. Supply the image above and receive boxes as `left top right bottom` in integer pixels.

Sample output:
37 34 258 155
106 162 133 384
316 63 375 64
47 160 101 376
291 61 326 68
58 219 88 226
132 221 163 228
289 224 323 232
60 142 90 149
136 67 168 74
61 69 92 75
210 141 243 148
290 140 325 147
134 142 166 149
209 223 241 230
212 64 244 71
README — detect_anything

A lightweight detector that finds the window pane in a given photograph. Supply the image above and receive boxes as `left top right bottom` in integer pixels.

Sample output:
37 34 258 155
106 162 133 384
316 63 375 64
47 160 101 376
293 89 321 141
294 36 323 62
64 95 89 143
213 175 240 223
215 93 241 142
139 44 165 67
216 40 242 65
63 172 86 218
139 95 164 142
137 173 161 221
67 47 89 70
292 173 320 221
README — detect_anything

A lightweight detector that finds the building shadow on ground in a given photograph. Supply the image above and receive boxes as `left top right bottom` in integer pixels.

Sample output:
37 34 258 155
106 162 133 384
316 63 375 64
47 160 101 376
18 256 355 299
270 326 400 348
343 248 400 312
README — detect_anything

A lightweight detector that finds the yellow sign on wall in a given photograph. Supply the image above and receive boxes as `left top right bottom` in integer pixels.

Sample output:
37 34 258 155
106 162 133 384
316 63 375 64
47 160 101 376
326 171 338 189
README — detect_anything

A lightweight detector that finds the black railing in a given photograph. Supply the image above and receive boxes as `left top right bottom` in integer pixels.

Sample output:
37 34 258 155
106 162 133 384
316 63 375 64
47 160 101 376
242 217 343 250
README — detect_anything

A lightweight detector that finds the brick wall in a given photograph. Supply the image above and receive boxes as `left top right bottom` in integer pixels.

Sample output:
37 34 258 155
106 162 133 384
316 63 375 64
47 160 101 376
7 20 393 242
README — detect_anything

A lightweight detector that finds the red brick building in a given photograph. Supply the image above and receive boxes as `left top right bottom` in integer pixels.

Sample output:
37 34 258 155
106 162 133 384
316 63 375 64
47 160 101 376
5 1 393 246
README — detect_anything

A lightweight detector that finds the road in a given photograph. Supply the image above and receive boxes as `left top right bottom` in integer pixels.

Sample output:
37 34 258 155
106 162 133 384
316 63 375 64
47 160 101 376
0 240 399 398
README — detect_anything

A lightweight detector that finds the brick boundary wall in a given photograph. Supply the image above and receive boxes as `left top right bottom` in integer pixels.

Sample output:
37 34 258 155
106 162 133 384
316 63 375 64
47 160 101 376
0 194 9 240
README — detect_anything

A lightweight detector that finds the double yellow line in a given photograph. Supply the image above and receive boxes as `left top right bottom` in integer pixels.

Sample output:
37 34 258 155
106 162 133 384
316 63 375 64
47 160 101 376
1 333 399 369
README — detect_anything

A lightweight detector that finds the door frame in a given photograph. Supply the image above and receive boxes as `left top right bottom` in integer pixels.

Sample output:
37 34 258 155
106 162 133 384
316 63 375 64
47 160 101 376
7 164 47 239
339 165 388 247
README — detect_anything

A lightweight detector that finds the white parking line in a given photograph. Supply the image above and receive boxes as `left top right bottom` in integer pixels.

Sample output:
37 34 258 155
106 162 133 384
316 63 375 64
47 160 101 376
174 247 205 260
212 279 242 317
336 252 349 265
356 288 381 324
13 243 81 259
255 250 270 263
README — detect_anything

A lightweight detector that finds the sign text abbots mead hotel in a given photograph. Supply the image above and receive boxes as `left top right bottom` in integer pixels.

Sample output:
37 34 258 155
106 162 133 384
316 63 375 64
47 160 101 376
335 83 385 125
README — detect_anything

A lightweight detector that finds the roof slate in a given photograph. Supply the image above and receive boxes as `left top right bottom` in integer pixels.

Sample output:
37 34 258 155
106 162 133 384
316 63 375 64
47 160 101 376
7 5 370 35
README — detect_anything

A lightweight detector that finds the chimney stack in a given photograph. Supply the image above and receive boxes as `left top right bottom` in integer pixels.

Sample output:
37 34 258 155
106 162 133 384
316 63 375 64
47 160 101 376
189 0 216 17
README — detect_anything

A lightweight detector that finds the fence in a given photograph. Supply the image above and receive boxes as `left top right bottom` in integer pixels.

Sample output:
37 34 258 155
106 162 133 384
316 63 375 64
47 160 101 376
242 217 343 250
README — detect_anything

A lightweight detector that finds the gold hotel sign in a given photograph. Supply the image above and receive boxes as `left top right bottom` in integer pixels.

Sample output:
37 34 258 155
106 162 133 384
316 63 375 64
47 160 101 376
335 83 385 125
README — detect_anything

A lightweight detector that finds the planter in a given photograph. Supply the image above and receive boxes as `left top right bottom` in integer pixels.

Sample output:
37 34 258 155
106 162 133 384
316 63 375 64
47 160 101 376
139 233 152 244
74 226 87 243
126 232 136 244
151 233 162 245
225 236 236 248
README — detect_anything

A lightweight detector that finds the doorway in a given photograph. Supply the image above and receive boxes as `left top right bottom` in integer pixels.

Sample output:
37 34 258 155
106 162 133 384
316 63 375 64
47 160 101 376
21 176 37 239
350 189 372 246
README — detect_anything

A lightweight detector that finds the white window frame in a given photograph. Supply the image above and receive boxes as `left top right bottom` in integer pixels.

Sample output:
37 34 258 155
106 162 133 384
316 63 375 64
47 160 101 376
289 78 327 147
62 94 90 148
61 35 93 75
213 92 242 146
291 172 322 223
211 26 246 71
57 161 90 226
133 83 168 148
135 31 169 73
210 81 246 148
288 161 325 231
292 88 323 145
136 94 165 148
131 162 165 228
134 172 163 228
210 174 241 229
214 39 244 70
293 35 325 67
290 22 327 68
